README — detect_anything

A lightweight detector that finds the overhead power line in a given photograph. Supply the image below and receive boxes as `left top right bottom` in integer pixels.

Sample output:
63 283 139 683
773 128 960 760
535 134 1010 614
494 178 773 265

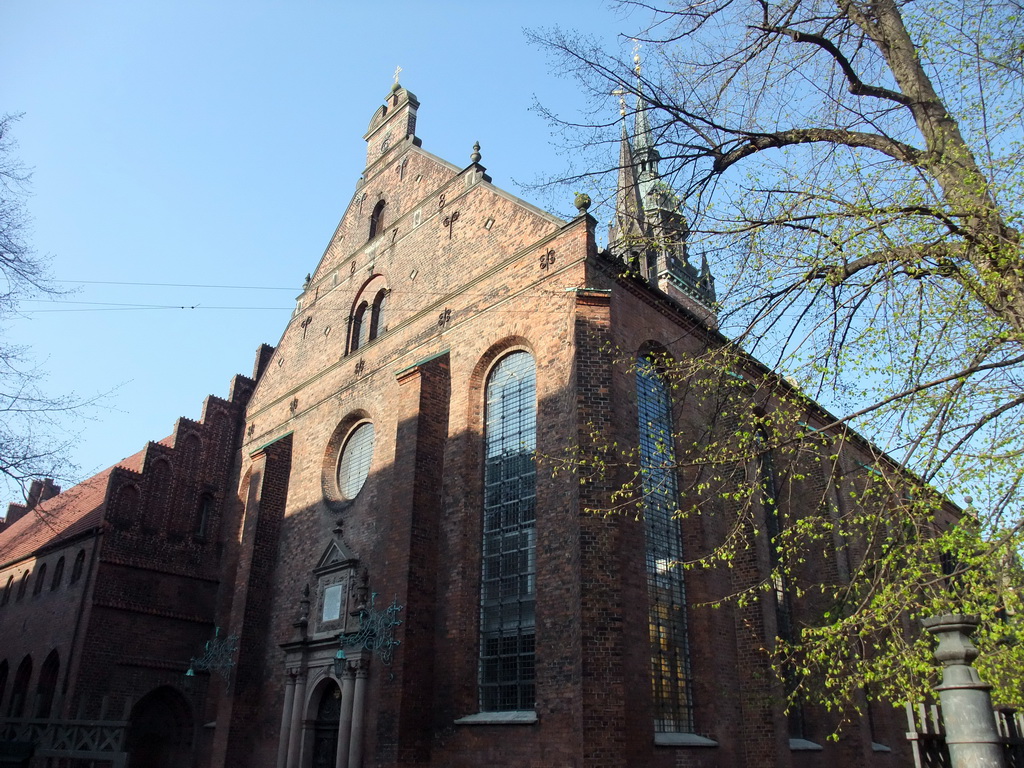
22 298 289 312
54 279 298 291
53 279 584 300
23 306 289 313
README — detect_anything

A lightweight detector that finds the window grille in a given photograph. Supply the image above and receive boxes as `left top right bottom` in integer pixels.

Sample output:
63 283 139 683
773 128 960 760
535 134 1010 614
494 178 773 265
637 356 694 733
480 351 537 712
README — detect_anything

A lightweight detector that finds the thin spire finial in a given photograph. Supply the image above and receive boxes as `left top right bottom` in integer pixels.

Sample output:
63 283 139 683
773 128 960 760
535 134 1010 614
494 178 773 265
611 88 627 117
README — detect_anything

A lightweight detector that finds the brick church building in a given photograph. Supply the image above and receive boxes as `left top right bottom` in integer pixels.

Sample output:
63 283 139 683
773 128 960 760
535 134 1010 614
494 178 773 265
0 82 928 767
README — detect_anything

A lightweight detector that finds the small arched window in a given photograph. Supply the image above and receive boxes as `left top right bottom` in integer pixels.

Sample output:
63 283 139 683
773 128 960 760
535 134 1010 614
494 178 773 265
51 558 65 591
196 494 215 538
369 289 388 340
350 301 369 352
368 199 386 240
347 278 390 355
16 572 28 601
70 550 86 585
1 576 12 606
33 564 46 596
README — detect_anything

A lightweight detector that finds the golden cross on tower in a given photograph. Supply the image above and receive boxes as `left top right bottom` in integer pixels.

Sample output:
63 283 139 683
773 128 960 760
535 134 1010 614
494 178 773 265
631 38 642 76
393 65 403 85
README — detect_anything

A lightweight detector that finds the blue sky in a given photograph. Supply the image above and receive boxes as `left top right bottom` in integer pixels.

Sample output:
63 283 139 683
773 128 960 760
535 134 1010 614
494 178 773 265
0 2 640 504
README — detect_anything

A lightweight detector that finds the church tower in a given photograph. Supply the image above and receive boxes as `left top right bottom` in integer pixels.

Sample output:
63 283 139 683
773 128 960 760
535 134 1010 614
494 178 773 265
607 58 717 327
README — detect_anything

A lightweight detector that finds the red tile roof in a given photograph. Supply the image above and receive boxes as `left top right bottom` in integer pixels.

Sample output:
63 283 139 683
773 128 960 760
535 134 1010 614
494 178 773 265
0 449 146 568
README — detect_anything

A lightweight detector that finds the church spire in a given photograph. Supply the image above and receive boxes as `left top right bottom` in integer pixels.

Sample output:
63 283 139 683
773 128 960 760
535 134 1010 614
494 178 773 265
632 53 662 203
612 93 644 244
633 90 654 156
606 56 717 323
632 54 675 214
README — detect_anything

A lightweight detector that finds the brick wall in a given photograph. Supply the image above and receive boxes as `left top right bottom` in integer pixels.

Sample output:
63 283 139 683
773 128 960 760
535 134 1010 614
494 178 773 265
0 87 936 768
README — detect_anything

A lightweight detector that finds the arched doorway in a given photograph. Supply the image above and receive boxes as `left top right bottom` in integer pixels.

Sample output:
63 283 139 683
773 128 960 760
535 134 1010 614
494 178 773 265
126 686 193 768
309 680 341 768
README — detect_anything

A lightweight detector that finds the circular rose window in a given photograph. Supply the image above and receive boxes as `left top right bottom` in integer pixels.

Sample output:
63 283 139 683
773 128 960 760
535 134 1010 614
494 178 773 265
337 422 375 499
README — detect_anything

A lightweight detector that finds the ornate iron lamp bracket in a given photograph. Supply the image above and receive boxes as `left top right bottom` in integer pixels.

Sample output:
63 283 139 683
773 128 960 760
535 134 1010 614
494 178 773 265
186 626 239 690
341 592 404 666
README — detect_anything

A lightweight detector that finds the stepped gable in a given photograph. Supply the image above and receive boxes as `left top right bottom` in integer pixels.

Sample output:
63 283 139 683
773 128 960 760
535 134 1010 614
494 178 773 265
0 450 145 567
0 370 256 567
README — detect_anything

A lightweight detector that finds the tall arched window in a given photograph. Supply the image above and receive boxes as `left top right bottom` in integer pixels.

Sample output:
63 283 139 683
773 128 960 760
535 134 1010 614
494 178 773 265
756 428 803 738
16 572 28 602
35 650 59 718
480 350 537 712
637 354 693 733
2 576 12 606
757 428 802 741
8 655 31 718
756 429 792 640
368 199 386 240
